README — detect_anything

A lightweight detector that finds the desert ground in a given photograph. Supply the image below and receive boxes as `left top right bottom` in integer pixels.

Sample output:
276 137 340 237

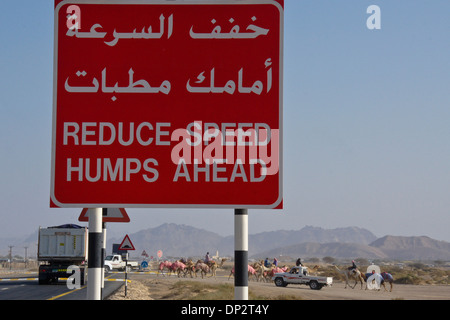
107 263 450 300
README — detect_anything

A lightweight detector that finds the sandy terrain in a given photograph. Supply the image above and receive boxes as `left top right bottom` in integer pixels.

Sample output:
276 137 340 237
107 269 450 300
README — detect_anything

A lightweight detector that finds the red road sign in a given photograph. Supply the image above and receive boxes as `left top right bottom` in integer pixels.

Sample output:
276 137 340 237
118 234 135 251
78 208 130 222
51 0 283 208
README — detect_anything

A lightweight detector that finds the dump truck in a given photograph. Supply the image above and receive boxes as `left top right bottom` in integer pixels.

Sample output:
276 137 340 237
37 224 88 285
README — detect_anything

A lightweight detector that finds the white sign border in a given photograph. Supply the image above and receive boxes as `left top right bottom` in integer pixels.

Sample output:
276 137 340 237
51 0 283 209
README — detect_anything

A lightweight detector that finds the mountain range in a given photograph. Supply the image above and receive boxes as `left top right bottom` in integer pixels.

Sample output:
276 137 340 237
107 224 450 261
2 223 450 261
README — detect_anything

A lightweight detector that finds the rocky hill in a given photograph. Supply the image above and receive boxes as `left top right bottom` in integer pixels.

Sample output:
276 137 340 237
369 235 450 260
255 242 388 260
120 223 224 258
246 225 377 254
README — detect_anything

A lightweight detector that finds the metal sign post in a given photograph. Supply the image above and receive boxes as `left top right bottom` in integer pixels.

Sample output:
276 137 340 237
234 209 248 300
118 234 135 297
101 221 106 297
87 208 103 300
124 252 129 297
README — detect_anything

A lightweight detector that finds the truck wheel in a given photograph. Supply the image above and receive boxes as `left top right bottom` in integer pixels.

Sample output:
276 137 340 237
104 265 111 274
80 269 86 286
38 276 49 285
274 277 287 287
309 280 322 290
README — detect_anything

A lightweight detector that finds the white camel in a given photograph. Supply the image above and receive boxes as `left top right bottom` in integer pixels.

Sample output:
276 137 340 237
333 265 364 289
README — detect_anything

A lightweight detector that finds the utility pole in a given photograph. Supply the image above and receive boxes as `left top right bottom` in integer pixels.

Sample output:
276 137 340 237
24 247 28 268
8 246 13 270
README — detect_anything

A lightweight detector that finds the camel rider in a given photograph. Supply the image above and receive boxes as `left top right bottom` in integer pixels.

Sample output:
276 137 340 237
264 258 270 267
296 258 303 267
205 252 211 264
348 260 357 272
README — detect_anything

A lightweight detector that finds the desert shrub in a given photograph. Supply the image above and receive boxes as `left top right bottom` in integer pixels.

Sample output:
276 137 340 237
395 274 421 285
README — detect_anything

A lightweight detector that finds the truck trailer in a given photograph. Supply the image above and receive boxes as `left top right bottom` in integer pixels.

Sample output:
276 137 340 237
37 224 88 285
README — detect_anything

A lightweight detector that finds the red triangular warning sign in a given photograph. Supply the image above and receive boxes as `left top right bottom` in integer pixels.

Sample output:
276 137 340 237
118 234 135 251
78 208 130 222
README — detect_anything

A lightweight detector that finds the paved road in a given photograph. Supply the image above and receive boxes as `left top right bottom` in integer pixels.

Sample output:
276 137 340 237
0 272 124 300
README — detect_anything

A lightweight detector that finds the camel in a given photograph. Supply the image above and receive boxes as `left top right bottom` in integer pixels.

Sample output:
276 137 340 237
206 258 227 268
252 261 289 282
306 265 320 275
157 261 173 276
170 260 187 278
184 259 196 278
195 262 210 278
207 258 227 278
380 272 394 292
333 265 364 289
250 261 265 282
361 272 381 290
361 272 393 291
193 258 228 278
247 265 257 281
253 263 272 282
267 266 289 278
228 265 258 281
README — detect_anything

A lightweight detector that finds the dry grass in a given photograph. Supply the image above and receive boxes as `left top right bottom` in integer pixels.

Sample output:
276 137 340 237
107 279 303 300
312 265 450 285
107 279 153 300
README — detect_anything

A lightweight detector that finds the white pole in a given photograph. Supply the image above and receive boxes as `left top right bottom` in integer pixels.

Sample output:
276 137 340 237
87 208 102 300
101 221 106 296
125 252 129 297
234 209 248 300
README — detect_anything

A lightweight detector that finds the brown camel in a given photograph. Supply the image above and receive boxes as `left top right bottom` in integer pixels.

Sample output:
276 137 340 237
305 265 320 275
184 260 196 278
204 258 228 278
195 262 210 278
253 262 278 282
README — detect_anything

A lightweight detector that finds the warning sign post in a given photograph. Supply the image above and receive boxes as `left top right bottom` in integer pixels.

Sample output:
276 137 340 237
118 234 135 251
118 234 135 297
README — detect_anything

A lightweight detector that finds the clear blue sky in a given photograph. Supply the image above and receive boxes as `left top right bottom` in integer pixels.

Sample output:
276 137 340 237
1 1 449 246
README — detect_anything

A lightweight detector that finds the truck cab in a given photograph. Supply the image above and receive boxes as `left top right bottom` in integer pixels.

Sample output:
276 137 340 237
104 254 139 272
272 266 333 290
104 254 126 272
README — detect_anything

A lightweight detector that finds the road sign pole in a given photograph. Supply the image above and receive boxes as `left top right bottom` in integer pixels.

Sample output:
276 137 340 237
101 221 106 295
87 208 103 300
234 208 248 300
125 252 129 297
